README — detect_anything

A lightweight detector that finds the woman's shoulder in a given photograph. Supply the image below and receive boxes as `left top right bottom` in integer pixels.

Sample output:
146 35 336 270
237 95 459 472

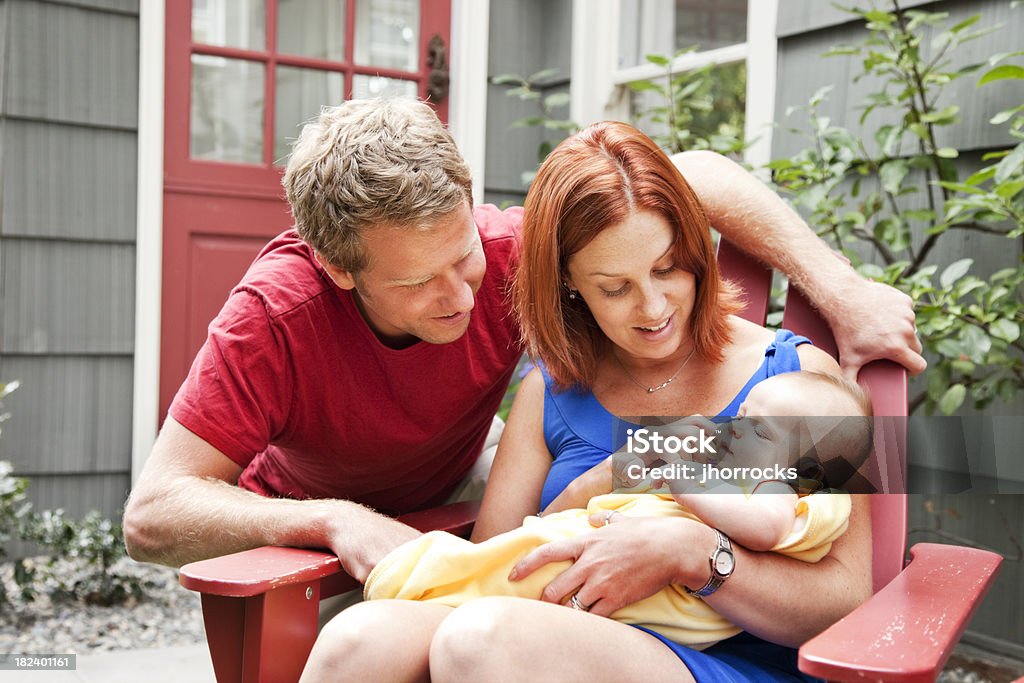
723 316 777 358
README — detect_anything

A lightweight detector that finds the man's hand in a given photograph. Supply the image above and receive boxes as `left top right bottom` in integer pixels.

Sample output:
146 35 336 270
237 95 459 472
331 515 423 584
822 276 925 380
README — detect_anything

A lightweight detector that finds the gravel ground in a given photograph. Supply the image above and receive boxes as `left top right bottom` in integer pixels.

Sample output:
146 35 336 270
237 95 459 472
0 557 205 655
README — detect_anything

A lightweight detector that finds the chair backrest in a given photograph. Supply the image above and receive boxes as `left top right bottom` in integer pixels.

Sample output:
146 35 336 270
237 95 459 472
716 239 908 592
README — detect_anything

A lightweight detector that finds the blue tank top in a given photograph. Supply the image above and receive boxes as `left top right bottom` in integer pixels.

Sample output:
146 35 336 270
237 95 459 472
539 329 810 510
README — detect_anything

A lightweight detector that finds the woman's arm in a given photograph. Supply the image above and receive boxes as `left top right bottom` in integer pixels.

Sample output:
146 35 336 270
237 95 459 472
511 495 872 647
704 494 873 646
471 367 554 542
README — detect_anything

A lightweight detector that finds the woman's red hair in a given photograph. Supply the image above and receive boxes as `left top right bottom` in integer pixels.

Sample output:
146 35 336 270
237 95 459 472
513 121 741 390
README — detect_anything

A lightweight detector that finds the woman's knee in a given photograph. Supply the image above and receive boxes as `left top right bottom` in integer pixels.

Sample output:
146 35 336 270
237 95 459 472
430 597 526 680
301 602 404 681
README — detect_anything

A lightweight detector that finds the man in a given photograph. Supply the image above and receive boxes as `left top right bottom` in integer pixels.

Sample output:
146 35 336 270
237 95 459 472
124 99 922 583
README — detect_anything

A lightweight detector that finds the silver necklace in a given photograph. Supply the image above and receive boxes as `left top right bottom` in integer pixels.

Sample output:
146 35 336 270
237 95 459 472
615 347 696 394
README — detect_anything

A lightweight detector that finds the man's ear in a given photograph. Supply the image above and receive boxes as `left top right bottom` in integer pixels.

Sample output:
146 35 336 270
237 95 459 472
314 251 357 290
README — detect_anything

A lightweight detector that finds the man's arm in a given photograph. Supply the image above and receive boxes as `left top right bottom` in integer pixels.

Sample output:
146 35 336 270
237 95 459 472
123 417 420 581
674 150 925 379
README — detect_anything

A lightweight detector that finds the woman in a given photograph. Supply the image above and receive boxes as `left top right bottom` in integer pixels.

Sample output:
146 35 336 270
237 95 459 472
301 122 872 682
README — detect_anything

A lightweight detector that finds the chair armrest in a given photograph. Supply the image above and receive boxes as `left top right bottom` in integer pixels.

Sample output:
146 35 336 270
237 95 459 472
179 500 481 597
798 542 1003 683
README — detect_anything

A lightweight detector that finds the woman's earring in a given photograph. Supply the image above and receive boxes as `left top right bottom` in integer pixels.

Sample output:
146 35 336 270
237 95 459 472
569 289 578 300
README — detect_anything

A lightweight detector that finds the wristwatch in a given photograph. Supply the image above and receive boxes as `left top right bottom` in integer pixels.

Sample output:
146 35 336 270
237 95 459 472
686 528 734 598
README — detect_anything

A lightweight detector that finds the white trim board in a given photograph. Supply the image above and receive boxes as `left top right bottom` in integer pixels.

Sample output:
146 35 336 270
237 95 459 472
449 0 490 205
743 0 779 170
131 0 166 483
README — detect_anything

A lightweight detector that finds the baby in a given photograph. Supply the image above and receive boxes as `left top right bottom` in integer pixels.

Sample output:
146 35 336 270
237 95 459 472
364 370 873 649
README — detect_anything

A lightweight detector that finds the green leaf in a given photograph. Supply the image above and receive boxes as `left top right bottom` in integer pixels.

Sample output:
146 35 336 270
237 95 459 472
979 64 1024 86
809 85 834 108
627 80 664 93
951 359 976 374
990 319 1021 343
506 86 540 101
940 258 973 288
527 68 559 83
824 45 860 57
543 92 570 110
950 14 982 34
903 209 936 222
995 144 1024 184
645 54 671 67
543 119 578 131
939 384 966 415
491 74 525 86
512 116 546 128
935 338 963 360
864 10 895 25
965 167 996 186
996 180 1024 200
988 51 1024 67
857 263 885 279
962 325 992 361
880 159 909 194
990 106 1024 125
936 147 959 159
921 105 960 126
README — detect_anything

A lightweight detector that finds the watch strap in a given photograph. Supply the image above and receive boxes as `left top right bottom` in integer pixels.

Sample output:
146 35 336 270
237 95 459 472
685 528 733 598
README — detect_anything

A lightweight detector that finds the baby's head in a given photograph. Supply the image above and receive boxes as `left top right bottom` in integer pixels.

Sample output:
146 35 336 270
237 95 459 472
720 371 874 486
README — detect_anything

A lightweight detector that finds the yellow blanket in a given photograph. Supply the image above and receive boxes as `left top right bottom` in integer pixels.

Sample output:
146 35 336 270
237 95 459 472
364 492 850 649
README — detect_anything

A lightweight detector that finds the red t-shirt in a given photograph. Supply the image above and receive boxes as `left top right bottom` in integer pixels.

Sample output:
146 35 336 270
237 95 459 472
169 205 524 515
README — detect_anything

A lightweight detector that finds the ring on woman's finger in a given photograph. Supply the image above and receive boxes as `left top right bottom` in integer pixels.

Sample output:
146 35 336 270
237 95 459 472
569 594 591 612
603 510 616 526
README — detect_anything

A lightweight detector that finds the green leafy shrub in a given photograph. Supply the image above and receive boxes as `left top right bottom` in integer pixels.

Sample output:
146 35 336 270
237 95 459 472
767 3 1024 414
492 69 578 186
1 380 148 607
628 48 746 156
21 509 146 606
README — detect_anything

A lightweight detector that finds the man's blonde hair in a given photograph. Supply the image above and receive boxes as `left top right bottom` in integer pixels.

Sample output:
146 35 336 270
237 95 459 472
282 99 473 273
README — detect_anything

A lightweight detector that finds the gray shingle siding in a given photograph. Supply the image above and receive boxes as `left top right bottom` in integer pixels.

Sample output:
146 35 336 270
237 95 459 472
0 0 137 555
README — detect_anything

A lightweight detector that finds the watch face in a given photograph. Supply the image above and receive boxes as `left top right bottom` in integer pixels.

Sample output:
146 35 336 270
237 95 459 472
715 550 735 576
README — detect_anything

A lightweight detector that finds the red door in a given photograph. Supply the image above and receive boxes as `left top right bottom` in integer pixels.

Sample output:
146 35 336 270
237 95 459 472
161 0 452 419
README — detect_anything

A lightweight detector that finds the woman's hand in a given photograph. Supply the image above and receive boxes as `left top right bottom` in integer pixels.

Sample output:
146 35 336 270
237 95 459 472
508 514 712 617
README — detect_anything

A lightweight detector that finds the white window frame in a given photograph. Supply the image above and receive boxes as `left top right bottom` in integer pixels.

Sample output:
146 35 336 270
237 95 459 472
570 1 778 168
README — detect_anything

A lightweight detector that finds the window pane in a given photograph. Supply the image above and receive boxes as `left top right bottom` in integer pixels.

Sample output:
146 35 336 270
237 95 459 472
275 67 345 164
192 0 266 50
277 0 345 61
191 56 264 163
675 0 747 51
354 0 419 71
618 0 748 68
352 75 417 100
629 60 745 153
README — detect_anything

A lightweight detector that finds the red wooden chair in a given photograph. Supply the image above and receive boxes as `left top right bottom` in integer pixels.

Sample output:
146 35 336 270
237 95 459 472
717 240 1003 682
180 238 1002 683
